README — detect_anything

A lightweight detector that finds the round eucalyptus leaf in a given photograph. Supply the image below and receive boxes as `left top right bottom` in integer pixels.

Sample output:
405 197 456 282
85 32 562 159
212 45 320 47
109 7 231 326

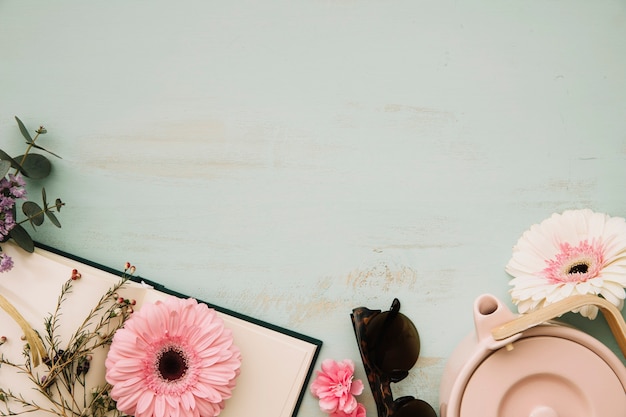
0 150 22 172
46 210 62 228
22 201 44 226
0 160 10 178
15 153 51 179
9 224 35 253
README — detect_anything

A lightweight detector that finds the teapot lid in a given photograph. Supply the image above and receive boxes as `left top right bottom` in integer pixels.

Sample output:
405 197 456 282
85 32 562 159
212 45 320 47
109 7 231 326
460 335 626 417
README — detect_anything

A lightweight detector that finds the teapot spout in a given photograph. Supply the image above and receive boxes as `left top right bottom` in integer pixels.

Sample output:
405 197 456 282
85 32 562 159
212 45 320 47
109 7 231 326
473 294 520 349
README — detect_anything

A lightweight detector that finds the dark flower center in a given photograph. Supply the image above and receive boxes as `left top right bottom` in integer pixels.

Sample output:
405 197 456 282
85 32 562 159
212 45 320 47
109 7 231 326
158 347 188 381
568 263 589 275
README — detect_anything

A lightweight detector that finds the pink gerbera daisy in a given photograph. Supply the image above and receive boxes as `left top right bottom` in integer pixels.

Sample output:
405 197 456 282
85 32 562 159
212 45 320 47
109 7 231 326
506 209 626 319
105 297 241 417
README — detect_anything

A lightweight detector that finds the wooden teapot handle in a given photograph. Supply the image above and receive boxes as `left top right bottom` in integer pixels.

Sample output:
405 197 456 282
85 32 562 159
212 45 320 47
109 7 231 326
491 295 626 360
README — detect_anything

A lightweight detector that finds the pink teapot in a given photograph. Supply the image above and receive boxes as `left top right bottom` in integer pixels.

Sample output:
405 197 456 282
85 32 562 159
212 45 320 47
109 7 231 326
439 293 626 417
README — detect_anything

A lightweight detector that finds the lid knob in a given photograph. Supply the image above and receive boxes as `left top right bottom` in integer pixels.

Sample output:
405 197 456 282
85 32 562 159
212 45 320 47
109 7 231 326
529 405 558 417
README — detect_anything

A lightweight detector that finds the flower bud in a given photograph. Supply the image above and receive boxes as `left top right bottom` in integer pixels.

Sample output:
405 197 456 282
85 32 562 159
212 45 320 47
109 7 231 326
77 358 90 375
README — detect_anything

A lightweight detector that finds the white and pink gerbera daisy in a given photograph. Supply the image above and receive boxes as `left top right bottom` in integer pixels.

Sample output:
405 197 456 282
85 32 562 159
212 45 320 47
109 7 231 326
506 209 626 319
105 296 241 417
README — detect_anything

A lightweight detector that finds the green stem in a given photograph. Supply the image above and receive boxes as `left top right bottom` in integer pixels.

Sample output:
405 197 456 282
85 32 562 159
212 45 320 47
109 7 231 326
16 203 64 226
14 132 40 176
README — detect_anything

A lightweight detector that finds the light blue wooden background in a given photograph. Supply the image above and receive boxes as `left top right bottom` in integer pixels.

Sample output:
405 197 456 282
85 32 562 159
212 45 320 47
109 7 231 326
2 1 626 415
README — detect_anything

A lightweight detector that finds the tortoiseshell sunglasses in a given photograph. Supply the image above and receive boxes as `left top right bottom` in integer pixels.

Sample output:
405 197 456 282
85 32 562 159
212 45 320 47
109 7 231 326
351 299 437 417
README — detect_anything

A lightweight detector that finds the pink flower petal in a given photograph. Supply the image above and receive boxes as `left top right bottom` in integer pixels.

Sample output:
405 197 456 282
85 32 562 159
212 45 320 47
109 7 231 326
136 390 156 415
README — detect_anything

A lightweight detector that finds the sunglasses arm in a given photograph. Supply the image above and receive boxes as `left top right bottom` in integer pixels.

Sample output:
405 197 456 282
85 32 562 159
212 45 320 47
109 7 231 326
351 308 404 417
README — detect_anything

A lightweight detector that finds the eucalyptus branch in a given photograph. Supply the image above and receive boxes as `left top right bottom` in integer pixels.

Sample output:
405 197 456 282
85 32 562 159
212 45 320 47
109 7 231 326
1 116 65 261
17 202 65 227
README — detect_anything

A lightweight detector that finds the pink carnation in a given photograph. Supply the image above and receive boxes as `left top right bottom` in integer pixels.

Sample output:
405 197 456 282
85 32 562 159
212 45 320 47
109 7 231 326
310 359 364 414
330 403 367 417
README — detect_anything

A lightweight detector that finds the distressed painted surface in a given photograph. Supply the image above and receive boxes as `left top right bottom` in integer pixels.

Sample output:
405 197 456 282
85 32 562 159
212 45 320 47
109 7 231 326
1 1 626 415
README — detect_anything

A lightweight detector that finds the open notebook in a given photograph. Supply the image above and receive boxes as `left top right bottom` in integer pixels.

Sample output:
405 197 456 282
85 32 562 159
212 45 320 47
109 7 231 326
0 242 322 417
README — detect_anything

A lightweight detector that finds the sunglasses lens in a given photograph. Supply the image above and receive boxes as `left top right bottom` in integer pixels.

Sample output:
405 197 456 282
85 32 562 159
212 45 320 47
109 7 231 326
396 398 438 417
366 310 420 375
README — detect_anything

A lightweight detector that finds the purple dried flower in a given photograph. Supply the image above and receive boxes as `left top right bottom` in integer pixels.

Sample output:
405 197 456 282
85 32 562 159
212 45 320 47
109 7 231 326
0 174 27 199
0 208 16 239
8 173 26 188
0 196 13 209
0 173 25 240
0 253 14 273
9 185 26 199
